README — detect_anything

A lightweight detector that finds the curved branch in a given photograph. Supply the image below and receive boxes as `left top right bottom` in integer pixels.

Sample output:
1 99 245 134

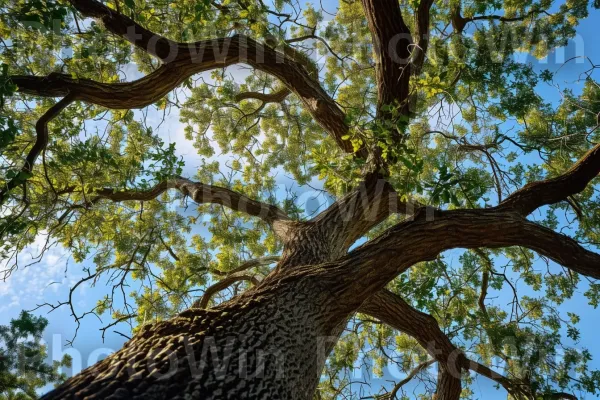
360 290 536 399
12 34 359 156
194 271 262 309
234 88 291 104
67 0 177 60
360 290 463 400
12 0 360 155
500 143 600 216
517 220 600 278
0 94 75 205
332 208 600 315
78 177 291 225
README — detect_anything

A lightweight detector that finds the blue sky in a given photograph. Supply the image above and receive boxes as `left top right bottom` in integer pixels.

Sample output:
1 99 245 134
1 2 600 399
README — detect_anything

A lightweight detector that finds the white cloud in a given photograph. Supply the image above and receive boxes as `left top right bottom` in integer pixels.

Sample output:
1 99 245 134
0 232 76 314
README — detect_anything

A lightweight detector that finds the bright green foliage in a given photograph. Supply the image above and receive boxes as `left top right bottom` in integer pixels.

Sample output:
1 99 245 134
2 0 600 398
0 312 71 399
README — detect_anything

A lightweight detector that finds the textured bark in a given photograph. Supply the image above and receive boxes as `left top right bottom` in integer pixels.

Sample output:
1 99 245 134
41 270 351 400
43 190 600 399
360 0 412 116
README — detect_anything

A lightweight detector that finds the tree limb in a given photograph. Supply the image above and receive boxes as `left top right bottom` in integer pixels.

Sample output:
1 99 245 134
274 174 423 271
13 0 361 156
67 0 177 60
0 94 75 205
193 271 262 309
12 34 359 155
412 0 435 75
330 208 600 317
72 177 291 226
234 88 291 104
360 290 463 400
499 143 600 216
360 290 535 399
360 0 412 116
310 173 421 252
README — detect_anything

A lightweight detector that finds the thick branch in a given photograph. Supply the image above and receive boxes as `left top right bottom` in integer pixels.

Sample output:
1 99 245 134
360 290 460 366
325 208 600 316
500 143 600 216
310 173 421 252
14 0 358 155
86 177 291 225
360 290 463 400
12 34 359 155
360 0 412 116
67 0 177 60
234 88 291 104
274 174 422 271
360 290 535 399
412 0 435 75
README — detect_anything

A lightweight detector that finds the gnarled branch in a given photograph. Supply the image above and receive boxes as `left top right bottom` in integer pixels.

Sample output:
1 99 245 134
332 209 600 317
194 271 263 309
360 290 538 399
12 34 358 155
67 0 177 60
65 177 291 226
0 94 75 205
499 143 600 216
360 289 463 400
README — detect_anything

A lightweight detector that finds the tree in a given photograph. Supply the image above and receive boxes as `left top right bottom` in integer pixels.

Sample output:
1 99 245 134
1 0 600 398
0 312 71 399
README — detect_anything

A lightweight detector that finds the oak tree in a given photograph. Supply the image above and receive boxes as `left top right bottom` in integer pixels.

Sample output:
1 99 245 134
2 0 600 398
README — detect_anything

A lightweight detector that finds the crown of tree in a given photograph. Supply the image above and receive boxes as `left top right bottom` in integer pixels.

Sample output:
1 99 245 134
2 0 600 399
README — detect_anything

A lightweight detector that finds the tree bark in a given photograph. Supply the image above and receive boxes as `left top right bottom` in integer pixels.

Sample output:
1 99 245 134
42 268 352 400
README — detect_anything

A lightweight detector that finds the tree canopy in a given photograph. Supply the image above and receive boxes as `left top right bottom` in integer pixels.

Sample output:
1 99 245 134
1 0 600 398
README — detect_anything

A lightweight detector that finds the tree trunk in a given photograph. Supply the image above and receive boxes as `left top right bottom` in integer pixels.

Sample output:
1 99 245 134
42 267 353 400
41 172 412 400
